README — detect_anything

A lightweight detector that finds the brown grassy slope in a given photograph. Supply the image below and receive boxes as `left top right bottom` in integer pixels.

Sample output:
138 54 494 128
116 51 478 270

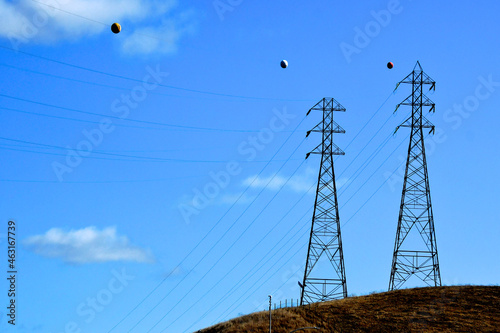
196 286 500 333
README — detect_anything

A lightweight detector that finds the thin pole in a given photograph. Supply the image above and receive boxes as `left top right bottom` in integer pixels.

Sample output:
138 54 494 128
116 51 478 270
268 295 272 333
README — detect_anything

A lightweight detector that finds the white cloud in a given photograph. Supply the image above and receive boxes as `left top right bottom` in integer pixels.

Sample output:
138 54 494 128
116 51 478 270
243 168 350 193
243 167 316 193
1 0 195 55
24 226 154 264
336 177 350 189
243 174 287 191
0 1 28 37
121 10 196 56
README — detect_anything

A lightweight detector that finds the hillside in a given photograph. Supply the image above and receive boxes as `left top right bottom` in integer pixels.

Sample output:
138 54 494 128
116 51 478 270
197 286 500 333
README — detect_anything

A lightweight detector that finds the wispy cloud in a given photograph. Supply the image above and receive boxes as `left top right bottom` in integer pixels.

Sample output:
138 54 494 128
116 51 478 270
0 0 196 55
336 177 350 189
121 10 196 56
24 226 154 264
243 168 350 193
242 167 316 193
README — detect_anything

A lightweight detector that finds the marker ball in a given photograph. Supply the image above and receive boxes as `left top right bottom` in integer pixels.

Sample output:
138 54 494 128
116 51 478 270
280 60 288 68
387 62 394 69
111 23 121 34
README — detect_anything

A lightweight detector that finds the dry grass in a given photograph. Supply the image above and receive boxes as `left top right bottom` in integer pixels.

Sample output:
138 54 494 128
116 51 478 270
196 285 500 333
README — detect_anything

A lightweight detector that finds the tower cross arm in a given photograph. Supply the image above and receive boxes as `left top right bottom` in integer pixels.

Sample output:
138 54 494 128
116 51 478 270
306 121 345 137
395 115 435 134
306 98 346 115
394 66 436 92
398 71 436 86
394 94 435 114
305 142 345 159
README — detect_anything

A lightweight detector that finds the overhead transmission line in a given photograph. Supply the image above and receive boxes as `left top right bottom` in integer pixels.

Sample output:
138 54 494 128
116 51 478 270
0 105 286 133
183 211 312 331
214 132 420 327
28 0 212 54
0 136 300 164
184 208 312 331
147 158 310 332
170 126 401 329
185 94 401 328
212 139 409 327
0 45 312 102
0 62 298 104
105 115 307 333
244 143 425 324
120 91 397 331
126 140 307 332
0 92 303 133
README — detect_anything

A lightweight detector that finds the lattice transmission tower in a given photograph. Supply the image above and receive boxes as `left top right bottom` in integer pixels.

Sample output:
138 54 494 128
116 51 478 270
300 97 347 305
389 61 441 291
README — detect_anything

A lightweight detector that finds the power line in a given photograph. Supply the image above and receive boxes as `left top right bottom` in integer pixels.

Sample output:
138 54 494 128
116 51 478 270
184 87 414 329
156 159 308 331
0 93 301 133
0 106 173 132
182 92 397 329
105 116 307 333
341 140 411 229
0 142 212 154
248 137 425 327
186 94 399 328
28 0 209 54
0 176 203 184
343 92 394 152
183 211 312 332
215 146 413 327
0 44 313 102
141 93 398 331
132 148 306 332
215 233 308 325
341 135 406 208
29 0 109 26
0 63 228 102
191 214 311 331
337 132 393 196
110 91 395 332
0 137 300 164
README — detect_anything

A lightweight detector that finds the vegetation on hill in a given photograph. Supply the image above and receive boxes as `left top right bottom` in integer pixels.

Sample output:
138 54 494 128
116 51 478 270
196 286 500 333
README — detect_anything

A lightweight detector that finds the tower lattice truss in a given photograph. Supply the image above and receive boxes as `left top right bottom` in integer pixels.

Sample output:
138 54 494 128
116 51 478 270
300 98 347 305
389 61 441 291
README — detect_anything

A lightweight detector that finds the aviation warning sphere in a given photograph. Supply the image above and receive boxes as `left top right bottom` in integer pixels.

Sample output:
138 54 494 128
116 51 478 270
387 61 394 69
280 60 288 68
111 23 121 34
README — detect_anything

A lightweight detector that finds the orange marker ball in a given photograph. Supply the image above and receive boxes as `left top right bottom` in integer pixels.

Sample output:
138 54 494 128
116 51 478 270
111 23 121 34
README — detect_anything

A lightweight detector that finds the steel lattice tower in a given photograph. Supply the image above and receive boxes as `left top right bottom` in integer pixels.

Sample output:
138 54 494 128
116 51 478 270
300 97 347 305
389 61 441 291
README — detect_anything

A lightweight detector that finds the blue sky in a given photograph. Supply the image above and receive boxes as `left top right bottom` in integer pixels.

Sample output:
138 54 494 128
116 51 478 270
0 0 499 332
